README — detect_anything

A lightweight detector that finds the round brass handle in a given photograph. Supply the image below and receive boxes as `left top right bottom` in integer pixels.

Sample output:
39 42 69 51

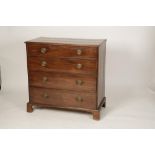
43 93 49 99
42 76 48 82
40 48 47 54
41 61 47 67
76 49 82 55
76 64 83 69
75 96 83 102
76 80 84 85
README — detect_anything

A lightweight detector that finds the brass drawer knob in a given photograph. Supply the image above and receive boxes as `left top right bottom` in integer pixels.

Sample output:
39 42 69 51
42 76 48 82
76 49 82 55
43 93 49 99
76 80 84 85
76 64 83 69
41 61 47 67
75 96 83 102
40 48 47 54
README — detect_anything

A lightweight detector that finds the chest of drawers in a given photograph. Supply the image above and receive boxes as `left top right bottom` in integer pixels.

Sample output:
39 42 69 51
25 37 106 120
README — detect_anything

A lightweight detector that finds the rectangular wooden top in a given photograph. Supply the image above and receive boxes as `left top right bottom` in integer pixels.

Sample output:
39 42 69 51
25 37 106 46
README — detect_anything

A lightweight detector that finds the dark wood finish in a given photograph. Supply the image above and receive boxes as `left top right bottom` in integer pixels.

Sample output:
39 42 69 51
27 97 106 120
92 97 106 120
25 37 105 46
27 43 98 58
27 103 33 112
29 87 96 109
92 111 100 120
25 37 106 120
27 57 97 74
29 71 96 92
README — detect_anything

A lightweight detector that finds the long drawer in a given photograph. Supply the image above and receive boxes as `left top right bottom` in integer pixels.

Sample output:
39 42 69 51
29 71 96 92
27 43 97 58
29 87 97 110
27 57 97 74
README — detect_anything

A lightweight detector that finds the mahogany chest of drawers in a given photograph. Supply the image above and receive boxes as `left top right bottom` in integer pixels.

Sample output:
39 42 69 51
25 37 106 120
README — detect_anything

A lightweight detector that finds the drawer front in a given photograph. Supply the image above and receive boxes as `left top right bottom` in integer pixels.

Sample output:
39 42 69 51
29 87 97 109
29 71 96 92
27 43 97 58
27 57 97 74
